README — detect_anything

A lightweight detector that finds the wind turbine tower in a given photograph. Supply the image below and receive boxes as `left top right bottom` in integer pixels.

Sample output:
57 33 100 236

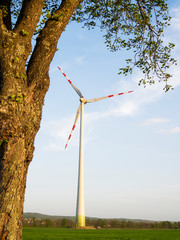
58 66 133 227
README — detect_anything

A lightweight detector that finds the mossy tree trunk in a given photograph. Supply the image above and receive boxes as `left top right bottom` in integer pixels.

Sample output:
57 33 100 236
0 0 82 239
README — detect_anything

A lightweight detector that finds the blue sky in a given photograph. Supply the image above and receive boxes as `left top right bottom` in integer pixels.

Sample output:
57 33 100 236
24 1 180 221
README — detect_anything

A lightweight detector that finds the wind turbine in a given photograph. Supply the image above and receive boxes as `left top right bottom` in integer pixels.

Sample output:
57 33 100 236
58 66 133 227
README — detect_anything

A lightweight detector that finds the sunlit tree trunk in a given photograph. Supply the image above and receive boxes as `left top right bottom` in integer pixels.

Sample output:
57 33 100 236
0 0 82 238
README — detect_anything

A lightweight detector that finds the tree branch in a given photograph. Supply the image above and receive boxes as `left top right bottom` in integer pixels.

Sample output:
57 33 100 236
136 0 156 34
0 0 11 30
13 0 44 39
0 7 3 31
27 0 83 96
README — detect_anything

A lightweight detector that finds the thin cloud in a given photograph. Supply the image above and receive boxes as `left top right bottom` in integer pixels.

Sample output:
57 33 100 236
171 7 180 31
141 118 169 126
112 100 137 116
171 18 180 31
50 63 71 74
44 142 64 152
41 114 80 151
75 56 86 65
159 127 180 134
77 34 86 40
112 73 165 117
42 117 73 139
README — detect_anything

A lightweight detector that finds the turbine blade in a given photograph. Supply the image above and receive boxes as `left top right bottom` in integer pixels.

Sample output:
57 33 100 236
58 66 84 98
86 90 134 103
65 104 81 150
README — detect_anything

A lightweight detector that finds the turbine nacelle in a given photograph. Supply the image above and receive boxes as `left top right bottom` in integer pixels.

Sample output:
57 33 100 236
80 97 87 104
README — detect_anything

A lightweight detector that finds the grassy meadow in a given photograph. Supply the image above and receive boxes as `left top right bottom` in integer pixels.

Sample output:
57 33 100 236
22 228 180 240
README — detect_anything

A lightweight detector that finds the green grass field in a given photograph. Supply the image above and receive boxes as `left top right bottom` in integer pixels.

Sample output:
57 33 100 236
22 228 180 240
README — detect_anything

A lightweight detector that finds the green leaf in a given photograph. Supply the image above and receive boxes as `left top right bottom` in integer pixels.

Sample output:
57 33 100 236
20 29 29 36
11 95 16 99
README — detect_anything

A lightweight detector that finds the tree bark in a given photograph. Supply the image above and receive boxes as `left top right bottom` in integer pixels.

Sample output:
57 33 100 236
0 0 83 239
0 138 32 240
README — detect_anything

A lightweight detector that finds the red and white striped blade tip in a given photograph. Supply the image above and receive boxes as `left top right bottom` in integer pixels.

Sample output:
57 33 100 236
58 66 72 84
57 66 84 98
110 90 134 97
64 104 81 150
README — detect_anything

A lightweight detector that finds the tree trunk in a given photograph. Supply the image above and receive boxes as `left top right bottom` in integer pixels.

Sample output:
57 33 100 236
0 72 43 240
0 138 31 240
0 73 46 239
0 1 83 239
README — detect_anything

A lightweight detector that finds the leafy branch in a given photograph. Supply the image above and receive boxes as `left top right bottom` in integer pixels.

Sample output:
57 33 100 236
72 0 177 91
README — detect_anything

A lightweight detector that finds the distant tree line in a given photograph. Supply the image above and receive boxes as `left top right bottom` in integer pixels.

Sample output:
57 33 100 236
23 217 74 228
23 217 180 229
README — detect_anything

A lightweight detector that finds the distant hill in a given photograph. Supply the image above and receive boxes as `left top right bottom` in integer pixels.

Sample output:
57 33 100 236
23 212 155 222
23 213 75 221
